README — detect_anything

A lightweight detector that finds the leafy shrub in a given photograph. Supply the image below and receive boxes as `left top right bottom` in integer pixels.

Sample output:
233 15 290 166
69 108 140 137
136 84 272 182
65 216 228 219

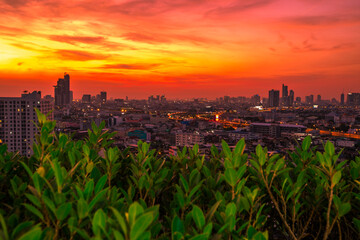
0 110 359 240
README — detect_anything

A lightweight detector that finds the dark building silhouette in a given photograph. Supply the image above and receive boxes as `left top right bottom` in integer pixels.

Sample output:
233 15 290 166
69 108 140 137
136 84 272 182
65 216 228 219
100 91 107 103
305 95 314 105
282 84 288 105
289 90 294 106
54 73 71 106
341 93 345 105
317 94 321 103
347 93 360 105
269 89 280 107
82 94 91 103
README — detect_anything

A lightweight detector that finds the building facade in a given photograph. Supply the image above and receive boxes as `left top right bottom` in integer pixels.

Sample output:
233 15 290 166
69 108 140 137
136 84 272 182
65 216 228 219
269 89 280 107
176 132 204 146
54 73 71 106
0 91 54 156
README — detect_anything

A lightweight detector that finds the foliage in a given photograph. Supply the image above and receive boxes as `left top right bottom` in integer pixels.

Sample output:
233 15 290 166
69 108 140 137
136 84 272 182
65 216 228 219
0 110 359 240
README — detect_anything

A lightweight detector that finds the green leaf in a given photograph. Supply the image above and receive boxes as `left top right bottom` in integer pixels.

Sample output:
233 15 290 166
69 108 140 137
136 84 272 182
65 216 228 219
240 197 250 212
52 161 63 192
23 204 44 221
86 162 94 174
89 189 107 212
247 226 257 239
56 203 72 221
234 138 245 155
130 212 154 240
114 230 125 240
188 182 203 200
84 180 94 200
128 202 144 227
42 195 56 215
18 226 42 240
179 175 189 193
206 200 222 222
225 202 237 217
11 222 33 239
25 194 41 209
325 141 335 156
189 234 209 240
302 136 311 151
172 215 184 240
353 218 360 232
338 202 351 217
83 144 90 156
222 140 232 159
0 214 8 240
192 205 205 230
95 174 108 195
92 209 106 235
77 198 89 220
111 208 128 236
224 168 238 187
332 171 341 186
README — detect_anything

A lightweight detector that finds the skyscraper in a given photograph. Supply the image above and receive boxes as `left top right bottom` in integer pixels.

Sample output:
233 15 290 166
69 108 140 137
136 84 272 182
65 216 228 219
0 91 54 156
282 84 289 106
317 94 321 103
100 91 107 103
341 93 344 105
269 89 280 107
282 84 288 98
54 73 71 106
305 95 314 105
347 93 360 105
289 90 294 106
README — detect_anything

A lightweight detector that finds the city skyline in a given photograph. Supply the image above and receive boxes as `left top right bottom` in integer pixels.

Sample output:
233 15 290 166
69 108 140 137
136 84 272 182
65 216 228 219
1 73 356 102
0 0 359 98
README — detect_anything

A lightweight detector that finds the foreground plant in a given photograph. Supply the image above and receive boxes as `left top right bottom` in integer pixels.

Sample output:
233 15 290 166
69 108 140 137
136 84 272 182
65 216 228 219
0 110 358 240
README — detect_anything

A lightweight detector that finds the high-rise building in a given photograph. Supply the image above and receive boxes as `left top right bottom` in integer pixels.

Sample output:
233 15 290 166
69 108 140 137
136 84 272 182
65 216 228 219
317 94 321 103
282 84 288 98
305 95 314 105
269 89 280 107
54 73 71 106
100 91 107 103
289 90 294 106
295 97 301 103
347 93 360 105
0 91 54 156
251 94 261 105
82 94 91 103
282 84 288 105
340 93 345 105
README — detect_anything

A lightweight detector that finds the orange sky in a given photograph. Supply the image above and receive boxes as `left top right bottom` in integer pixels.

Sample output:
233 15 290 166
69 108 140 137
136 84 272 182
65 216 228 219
0 0 359 99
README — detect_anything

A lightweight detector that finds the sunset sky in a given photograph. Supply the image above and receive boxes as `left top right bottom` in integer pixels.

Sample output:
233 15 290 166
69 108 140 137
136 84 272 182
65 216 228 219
0 0 359 99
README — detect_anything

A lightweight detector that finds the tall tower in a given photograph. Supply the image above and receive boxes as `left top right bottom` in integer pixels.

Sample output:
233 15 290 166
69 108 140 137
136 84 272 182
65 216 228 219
54 73 71 106
269 89 280 107
282 84 288 98
100 91 107 103
341 93 344 105
289 90 294 106
282 84 288 106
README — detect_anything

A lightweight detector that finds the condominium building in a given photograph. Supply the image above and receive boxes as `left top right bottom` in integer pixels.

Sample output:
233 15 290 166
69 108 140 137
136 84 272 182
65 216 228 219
0 91 54 156
175 132 204 146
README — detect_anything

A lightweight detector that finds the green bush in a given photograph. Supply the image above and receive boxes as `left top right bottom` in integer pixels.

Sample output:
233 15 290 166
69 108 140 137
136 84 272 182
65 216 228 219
0 110 359 240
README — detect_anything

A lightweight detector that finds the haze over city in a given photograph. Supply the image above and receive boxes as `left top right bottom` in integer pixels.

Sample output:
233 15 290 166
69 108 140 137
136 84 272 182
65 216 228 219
0 0 359 99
